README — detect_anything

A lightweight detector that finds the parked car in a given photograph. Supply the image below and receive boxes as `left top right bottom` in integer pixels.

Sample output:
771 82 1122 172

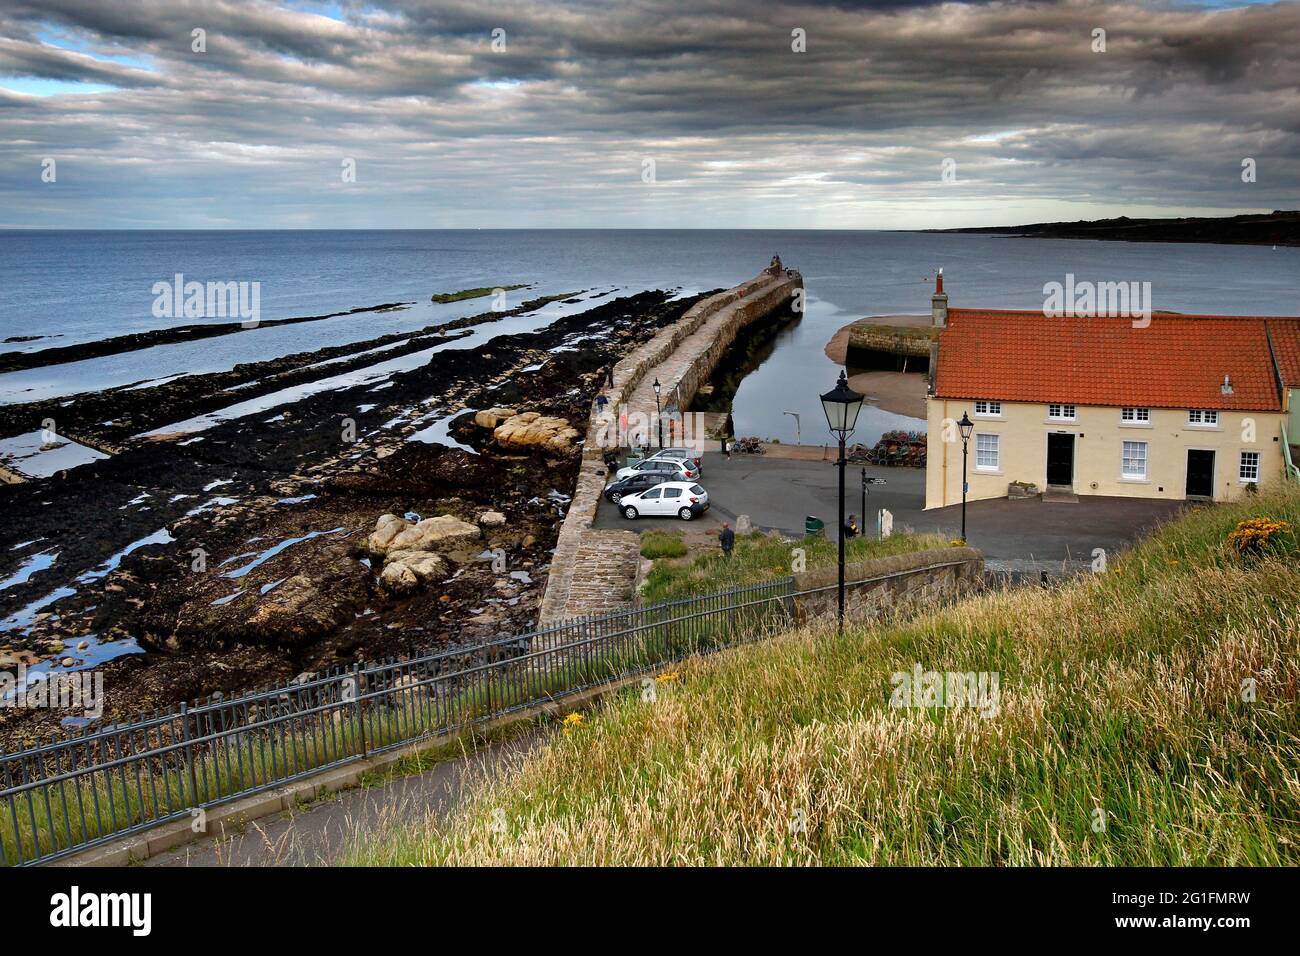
646 447 704 474
614 456 698 482
619 482 709 521
603 472 669 504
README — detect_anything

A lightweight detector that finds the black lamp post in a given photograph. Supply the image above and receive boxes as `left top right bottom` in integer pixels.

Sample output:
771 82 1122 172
652 377 663 449
820 370 865 635
958 411 974 542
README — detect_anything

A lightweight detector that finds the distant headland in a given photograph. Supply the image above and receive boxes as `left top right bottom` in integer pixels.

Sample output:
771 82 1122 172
920 210 1299 246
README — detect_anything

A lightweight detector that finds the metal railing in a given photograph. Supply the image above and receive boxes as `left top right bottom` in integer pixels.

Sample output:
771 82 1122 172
0 577 794 865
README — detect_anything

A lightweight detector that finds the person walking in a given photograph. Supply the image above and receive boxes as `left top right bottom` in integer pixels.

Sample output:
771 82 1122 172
721 435 731 460
844 514 859 539
719 522 735 558
595 392 608 417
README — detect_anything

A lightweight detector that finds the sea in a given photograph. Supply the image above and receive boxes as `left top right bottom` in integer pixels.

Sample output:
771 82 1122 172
2 229 1296 444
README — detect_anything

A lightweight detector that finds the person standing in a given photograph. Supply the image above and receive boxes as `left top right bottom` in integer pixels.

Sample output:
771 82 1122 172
721 435 731 460
719 522 735 558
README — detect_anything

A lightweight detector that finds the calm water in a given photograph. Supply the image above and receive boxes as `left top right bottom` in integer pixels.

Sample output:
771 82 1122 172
2 230 1295 443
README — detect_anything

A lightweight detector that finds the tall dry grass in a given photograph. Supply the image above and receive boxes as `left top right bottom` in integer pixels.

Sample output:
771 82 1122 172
344 489 1300 866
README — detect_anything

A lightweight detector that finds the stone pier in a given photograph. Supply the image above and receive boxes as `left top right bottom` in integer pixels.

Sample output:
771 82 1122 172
536 261 803 634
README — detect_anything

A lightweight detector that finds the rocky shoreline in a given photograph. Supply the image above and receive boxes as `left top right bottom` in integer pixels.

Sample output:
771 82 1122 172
0 289 706 748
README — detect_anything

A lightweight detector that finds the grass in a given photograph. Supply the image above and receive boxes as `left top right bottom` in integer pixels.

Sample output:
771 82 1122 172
342 487 1300 865
639 530 687 560
639 528 949 605
430 284 527 303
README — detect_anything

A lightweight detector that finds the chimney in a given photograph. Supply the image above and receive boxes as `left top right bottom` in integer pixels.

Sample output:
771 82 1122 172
931 267 948 328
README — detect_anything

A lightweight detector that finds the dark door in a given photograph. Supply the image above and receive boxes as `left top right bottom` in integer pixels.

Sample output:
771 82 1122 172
1186 449 1215 497
1046 433 1074 486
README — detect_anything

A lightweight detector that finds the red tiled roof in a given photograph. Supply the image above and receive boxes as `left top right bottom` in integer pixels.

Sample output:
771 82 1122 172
1268 319 1300 387
934 309 1291 411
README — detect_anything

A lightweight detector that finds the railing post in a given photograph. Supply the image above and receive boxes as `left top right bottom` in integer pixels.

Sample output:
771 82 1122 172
179 701 199 809
353 662 367 757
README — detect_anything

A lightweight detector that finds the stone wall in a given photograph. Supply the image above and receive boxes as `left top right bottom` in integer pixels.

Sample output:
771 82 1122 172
790 546 983 624
536 266 803 634
846 326 934 359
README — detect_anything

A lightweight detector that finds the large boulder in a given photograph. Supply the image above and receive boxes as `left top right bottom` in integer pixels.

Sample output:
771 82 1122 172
379 561 418 594
493 412 581 455
368 513 408 551
384 550 448 584
368 514 480 555
474 407 518 429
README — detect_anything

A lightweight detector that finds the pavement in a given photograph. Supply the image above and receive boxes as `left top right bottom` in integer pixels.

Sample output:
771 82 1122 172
145 732 540 867
594 450 1188 569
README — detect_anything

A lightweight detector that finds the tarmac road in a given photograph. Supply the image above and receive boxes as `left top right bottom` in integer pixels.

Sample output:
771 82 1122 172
594 450 1188 569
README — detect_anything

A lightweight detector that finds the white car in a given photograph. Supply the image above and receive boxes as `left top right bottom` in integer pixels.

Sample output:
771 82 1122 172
619 481 710 521
614 456 698 483
646 447 704 475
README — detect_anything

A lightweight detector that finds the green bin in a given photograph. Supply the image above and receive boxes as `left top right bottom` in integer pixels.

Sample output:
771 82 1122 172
804 515 825 536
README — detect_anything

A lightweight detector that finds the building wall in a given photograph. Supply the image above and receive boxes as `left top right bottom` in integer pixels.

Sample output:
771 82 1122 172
925 398 1285 509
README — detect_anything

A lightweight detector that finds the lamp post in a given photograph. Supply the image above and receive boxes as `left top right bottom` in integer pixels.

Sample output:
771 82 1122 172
958 412 974 542
820 370 865 636
652 377 663 449
783 411 801 446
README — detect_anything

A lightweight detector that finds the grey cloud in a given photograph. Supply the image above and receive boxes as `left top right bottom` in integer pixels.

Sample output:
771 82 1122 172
0 0 1295 228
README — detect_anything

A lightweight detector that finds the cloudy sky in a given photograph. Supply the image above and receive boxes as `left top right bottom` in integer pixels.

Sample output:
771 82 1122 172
1 0 1296 229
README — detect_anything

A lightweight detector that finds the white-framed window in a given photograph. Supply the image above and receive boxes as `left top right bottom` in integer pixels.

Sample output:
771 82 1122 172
974 400 1002 417
1121 407 1150 423
1047 403 1076 421
1121 440 1148 479
1239 451 1260 482
975 433 1000 471
1187 409 1219 426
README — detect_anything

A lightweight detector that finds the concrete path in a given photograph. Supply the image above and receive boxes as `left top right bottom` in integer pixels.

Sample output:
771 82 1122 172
145 733 539 867
594 450 1187 569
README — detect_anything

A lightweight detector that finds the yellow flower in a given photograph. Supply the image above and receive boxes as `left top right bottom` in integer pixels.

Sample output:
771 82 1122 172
562 712 586 735
655 671 679 685
1228 517 1291 555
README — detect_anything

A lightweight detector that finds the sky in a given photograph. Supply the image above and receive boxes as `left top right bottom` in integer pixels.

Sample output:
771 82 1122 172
0 0 1296 230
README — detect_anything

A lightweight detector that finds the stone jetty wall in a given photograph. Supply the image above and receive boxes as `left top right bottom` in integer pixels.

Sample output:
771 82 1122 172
536 264 803 633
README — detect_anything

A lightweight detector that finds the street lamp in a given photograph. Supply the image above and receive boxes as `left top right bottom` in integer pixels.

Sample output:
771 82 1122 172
820 370 864 635
652 377 663 449
958 412 974 542
783 411 801 446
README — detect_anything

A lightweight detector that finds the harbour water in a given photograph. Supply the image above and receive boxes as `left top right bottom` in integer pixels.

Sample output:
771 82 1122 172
3 229 1296 443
